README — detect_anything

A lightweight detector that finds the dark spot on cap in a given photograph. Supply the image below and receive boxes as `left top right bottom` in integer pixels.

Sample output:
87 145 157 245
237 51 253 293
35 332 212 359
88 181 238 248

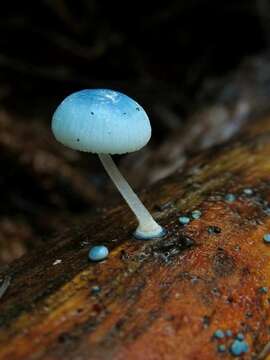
123 112 127 115
136 107 140 111
91 112 94 115
77 138 80 142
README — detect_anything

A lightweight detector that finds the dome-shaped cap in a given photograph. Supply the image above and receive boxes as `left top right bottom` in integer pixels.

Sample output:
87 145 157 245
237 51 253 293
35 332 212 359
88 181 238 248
51 89 151 154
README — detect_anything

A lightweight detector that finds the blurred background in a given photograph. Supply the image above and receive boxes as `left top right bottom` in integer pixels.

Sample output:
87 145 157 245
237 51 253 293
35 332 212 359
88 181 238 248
1 0 270 265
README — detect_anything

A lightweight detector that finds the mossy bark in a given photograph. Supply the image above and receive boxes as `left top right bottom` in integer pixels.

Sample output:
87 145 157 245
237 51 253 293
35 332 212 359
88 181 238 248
1 115 270 359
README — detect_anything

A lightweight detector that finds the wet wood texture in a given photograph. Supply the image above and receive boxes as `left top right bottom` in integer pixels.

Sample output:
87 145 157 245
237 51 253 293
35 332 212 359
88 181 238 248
1 115 270 359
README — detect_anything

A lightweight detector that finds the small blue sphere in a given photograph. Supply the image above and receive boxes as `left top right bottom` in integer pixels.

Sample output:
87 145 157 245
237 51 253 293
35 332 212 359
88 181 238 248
263 233 270 243
236 332 245 341
217 344 226 353
224 193 236 203
230 339 249 356
191 210 202 220
89 245 109 261
214 329 225 339
259 286 268 294
178 216 190 225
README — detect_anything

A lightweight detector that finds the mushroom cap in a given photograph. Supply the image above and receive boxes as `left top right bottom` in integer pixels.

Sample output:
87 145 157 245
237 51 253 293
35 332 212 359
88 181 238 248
51 89 151 154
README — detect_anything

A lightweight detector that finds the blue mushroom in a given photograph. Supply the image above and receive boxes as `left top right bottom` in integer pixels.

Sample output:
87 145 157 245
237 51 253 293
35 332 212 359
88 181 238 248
213 329 225 339
191 210 202 220
52 89 165 240
263 233 270 243
217 344 226 353
224 193 236 203
89 245 109 261
236 332 245 341
259 286 268 294
178 216 190 225
230 339 249 356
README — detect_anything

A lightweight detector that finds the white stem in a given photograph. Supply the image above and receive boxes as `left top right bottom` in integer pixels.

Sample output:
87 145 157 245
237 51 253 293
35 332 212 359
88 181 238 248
98 154 164 238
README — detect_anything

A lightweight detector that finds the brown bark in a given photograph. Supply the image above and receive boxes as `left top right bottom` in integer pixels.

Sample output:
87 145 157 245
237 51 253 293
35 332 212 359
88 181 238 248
1 115 270 359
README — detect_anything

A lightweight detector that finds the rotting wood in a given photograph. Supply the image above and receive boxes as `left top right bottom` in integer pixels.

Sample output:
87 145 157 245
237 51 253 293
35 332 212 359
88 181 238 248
1 116 270 359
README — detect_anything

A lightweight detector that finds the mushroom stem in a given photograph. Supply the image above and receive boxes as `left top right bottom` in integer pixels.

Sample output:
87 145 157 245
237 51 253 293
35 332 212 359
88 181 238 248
98 154 165 239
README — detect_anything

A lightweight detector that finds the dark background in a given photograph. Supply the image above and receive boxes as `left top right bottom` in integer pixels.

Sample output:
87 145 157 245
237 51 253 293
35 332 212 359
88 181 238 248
0 0 270 265
0 0 267 116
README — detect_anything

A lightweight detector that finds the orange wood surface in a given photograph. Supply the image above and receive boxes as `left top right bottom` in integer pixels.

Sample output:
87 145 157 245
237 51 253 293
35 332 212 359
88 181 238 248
1 117 270 359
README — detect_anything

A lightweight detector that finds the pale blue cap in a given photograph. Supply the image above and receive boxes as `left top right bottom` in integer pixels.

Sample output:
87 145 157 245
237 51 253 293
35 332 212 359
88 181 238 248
52 89 151 154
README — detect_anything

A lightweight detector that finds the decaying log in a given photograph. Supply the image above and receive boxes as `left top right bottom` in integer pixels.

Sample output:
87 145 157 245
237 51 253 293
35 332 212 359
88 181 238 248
3 55 270 265
1 115 270 359
122 55 270 186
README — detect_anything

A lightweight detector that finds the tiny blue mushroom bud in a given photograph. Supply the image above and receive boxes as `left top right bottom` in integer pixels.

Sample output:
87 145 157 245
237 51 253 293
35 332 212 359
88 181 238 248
236 332 245 341
51 89 165 240
191 210 202 220
91 285 101 294
263 233 270 243
217 344 226 353
224 193 236 203
226 330 233 337
259 286 268 294
230 340 249 356
89 245 109 261
178 216 190 225
243 188 253 195
214 330 225 339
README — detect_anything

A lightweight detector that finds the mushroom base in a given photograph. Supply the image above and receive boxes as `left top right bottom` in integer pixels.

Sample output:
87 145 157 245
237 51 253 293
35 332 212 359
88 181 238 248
133 226 167 240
